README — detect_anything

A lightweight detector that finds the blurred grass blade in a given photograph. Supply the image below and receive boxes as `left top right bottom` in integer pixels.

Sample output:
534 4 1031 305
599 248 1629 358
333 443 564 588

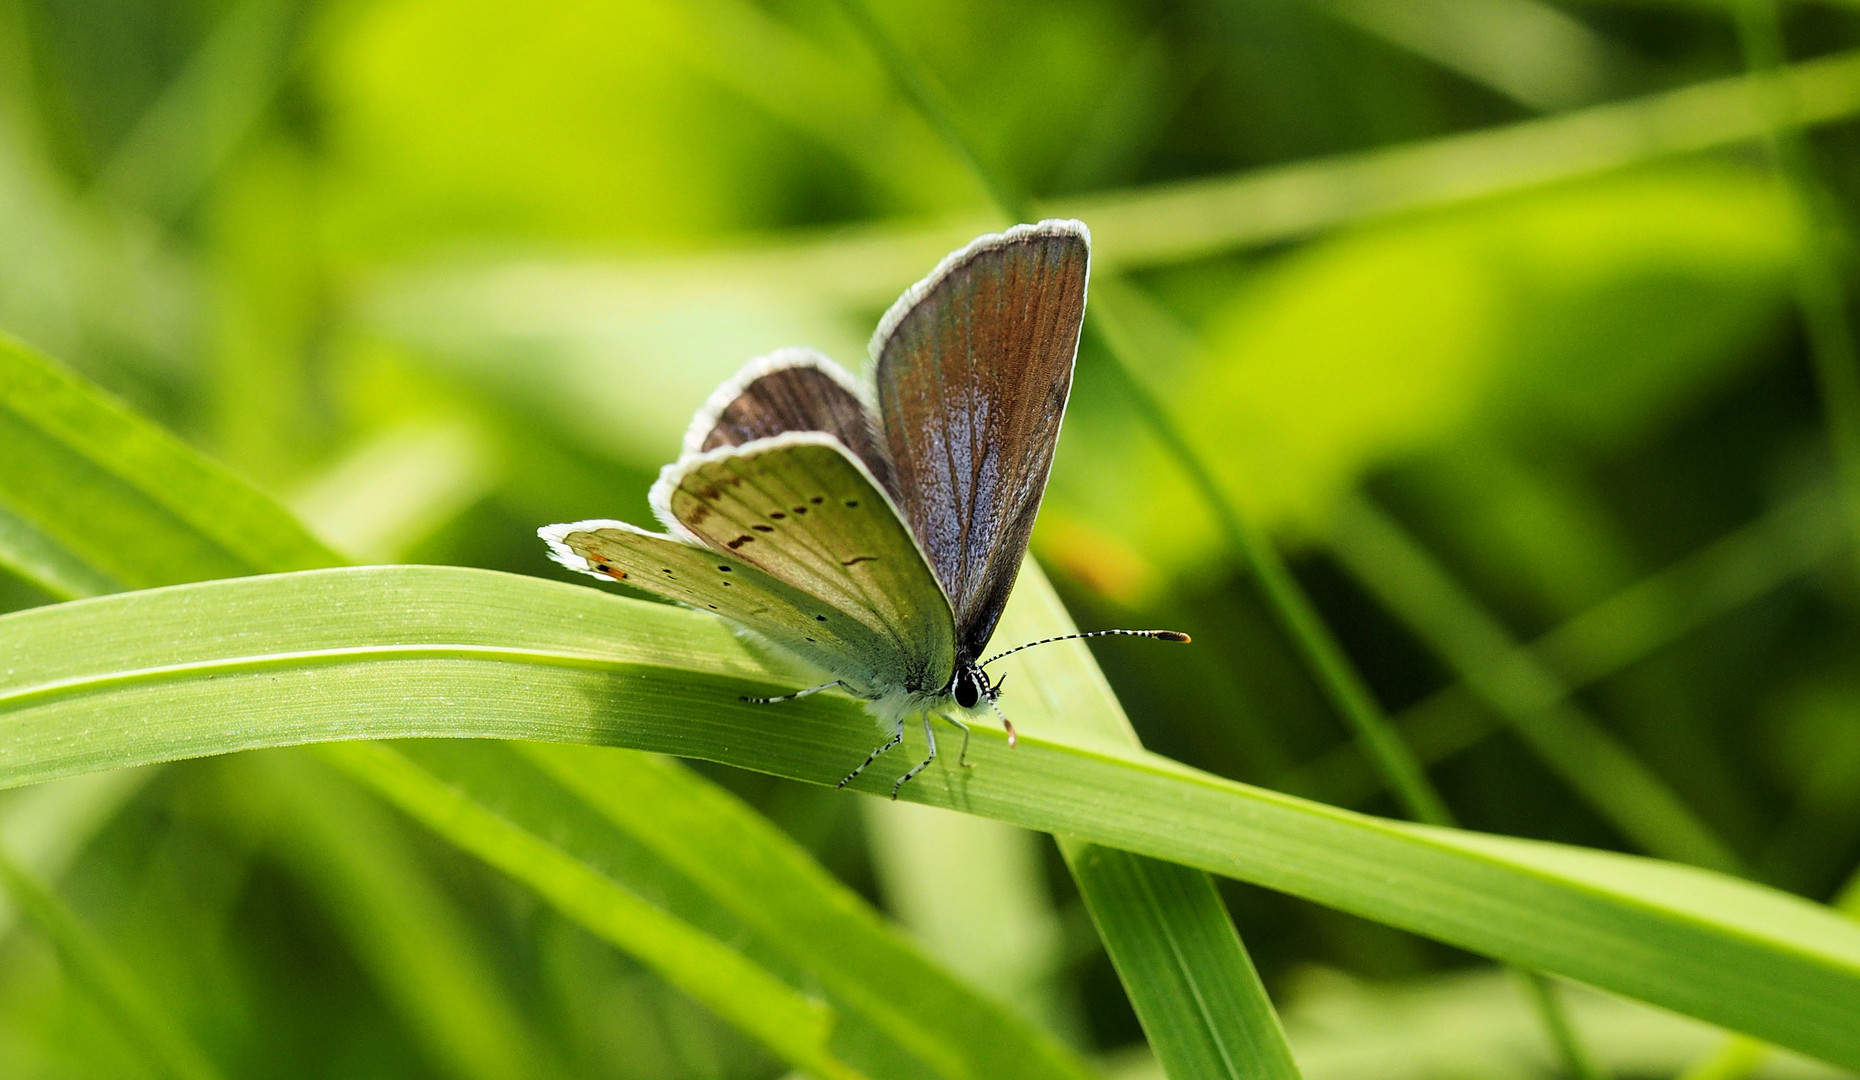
1733 0 1860 596
97 0 301 221
0 846 224 1080
0 334 341 595
320 740 866 1080
464 741 1097 1080
860 799 1074 1035
1292 484 1844 806
0 501 118 601
1328 493 1746 875
288 417 499 563
1066 848 1298 1079
325 738 1102 1080
374 47 1860 333
1074 46 1860 270
240 752 560 1080
0 767 159 939
1303 0 1618 111
4 566 1860 1067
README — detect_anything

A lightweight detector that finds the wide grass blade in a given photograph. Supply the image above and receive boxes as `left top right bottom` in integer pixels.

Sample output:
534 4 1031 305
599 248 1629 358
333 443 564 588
424 739 1095 1080
4 565 1859 1068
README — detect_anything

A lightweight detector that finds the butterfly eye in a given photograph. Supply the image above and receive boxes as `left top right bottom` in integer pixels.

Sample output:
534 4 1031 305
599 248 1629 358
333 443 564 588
952 669 982 709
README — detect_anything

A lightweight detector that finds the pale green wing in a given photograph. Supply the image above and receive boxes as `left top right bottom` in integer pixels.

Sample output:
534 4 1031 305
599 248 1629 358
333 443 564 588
651 432 957 699
540 517 912 695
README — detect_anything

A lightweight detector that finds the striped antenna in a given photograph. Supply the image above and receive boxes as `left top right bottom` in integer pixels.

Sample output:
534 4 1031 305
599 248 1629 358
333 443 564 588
978 629 1190 670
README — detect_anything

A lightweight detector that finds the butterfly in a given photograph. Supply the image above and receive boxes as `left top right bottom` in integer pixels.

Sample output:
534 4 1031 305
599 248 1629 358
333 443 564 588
541 220 1186 797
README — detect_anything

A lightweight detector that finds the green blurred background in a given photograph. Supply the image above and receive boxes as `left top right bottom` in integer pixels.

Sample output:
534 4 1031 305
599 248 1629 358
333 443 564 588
4 0 1860 1075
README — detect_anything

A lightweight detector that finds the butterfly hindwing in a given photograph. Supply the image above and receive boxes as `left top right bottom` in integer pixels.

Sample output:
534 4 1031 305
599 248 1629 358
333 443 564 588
872 219 1089 658
652 432 957 699
682 348 895 493
540 519 910 694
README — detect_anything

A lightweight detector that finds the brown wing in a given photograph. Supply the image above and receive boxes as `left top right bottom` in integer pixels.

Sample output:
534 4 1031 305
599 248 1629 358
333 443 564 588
682 347 894 493
871 220 1089 659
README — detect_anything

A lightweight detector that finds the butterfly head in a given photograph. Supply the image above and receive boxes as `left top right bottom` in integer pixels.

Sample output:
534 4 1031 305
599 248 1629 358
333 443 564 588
950 662 991 710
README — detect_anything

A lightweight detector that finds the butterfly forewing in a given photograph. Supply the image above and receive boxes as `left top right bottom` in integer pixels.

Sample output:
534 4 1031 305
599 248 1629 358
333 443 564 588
872 219 1089 658
542 520 912 695
684 348 895 492
655 433 957 698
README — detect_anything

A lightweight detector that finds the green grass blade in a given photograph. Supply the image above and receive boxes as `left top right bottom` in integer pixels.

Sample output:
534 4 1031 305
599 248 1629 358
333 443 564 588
4 565 1860 1067
0 767 159 940
371 48 1860 337
240 751 561 1080
1064 847 1298 1080
1734 0 1860 592
448 740 1097 1080
1291 484 1843 807
318 740 865 1080
0 846 224 1080
0 334 341 594
1329 494 1747 875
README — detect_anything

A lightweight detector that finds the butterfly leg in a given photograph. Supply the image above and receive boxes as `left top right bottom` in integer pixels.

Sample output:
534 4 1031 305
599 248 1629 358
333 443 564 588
742 680 846 704
890 715 939 799
939 712 973 770
837 720 905 790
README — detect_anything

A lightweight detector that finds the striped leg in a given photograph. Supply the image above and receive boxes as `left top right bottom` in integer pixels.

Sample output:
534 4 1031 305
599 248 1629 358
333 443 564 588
890 715 939 799
742 680 844 705
838 721 905 789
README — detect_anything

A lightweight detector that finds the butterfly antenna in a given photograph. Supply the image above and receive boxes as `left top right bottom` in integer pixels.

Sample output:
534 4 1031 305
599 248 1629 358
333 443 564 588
984 682 1019 749
979 629 1190 670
